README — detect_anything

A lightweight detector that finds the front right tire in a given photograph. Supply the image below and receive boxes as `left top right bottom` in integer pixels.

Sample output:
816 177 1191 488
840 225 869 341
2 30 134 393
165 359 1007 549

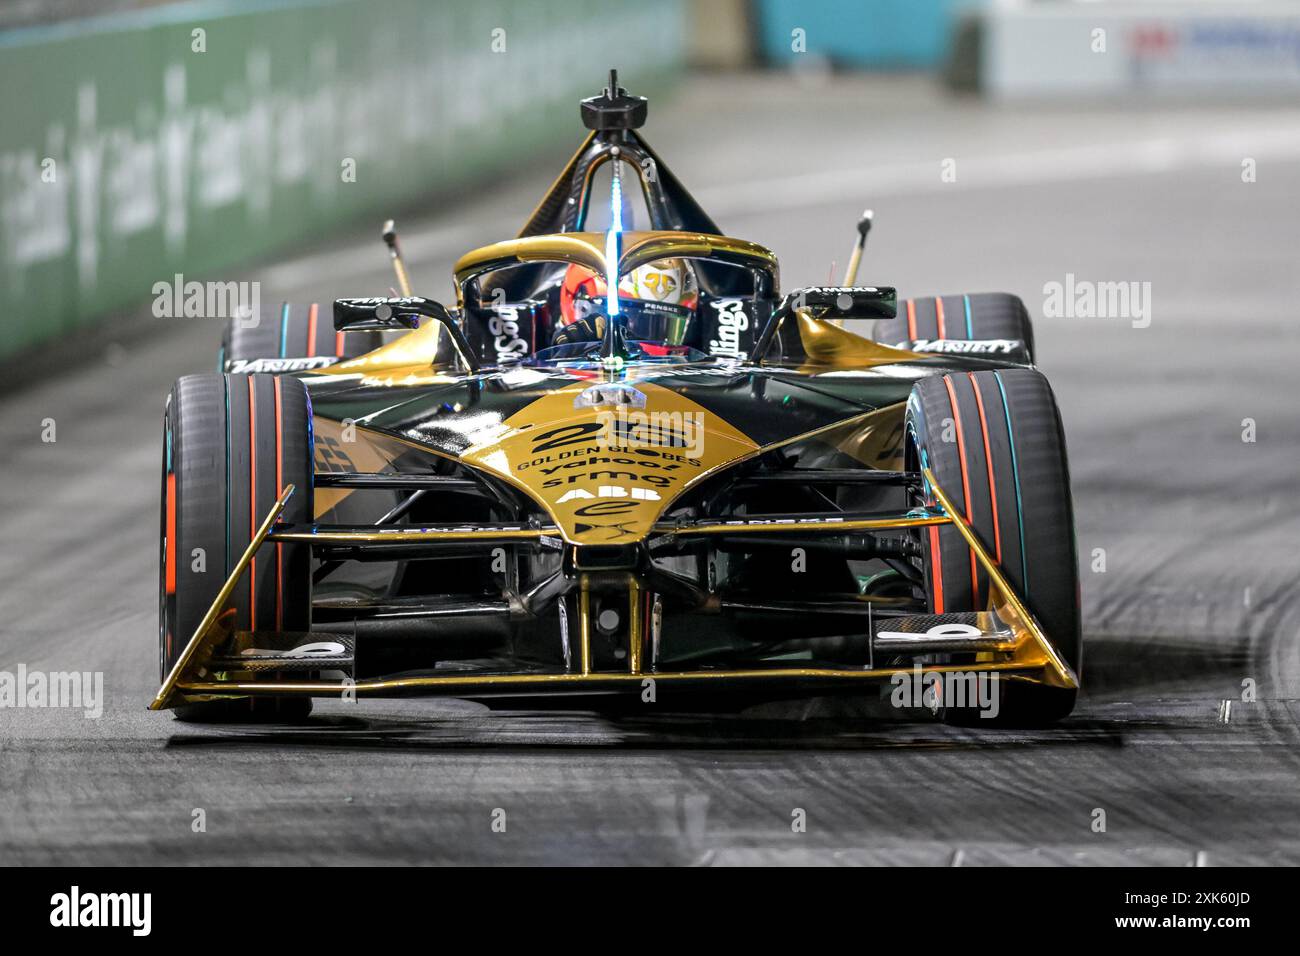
220 302 381 372
905 368 1080 724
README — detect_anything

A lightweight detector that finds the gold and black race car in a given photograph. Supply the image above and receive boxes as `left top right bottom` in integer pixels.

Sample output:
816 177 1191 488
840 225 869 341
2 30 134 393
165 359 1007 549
154 73 1080 725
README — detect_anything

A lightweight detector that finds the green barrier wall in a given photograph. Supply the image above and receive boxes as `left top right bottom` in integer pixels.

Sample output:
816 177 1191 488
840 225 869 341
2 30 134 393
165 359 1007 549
0 0 683 358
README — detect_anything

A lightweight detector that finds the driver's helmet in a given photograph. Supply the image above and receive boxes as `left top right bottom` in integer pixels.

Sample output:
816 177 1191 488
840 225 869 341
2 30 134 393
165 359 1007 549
556 258 699 347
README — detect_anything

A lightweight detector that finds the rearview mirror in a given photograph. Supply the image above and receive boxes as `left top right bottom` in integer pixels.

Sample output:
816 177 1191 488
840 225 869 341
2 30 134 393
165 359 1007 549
781 286 897 321
333 297 480 372
750 286 898 362
333 296 424 331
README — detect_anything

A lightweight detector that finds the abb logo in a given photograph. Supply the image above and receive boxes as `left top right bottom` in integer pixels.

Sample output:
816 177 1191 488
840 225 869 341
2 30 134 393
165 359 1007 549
556 486 662 504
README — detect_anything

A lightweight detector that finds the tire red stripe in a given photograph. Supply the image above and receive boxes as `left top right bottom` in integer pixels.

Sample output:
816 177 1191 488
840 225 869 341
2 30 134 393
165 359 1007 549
942 374 979 603
935 298 947 338
247 377 257 632
334 330 345 357
165 473 177 594
306 304 318 358
906 299 917 340
928 524 944 613
274 376 284 631
968 372 1003 564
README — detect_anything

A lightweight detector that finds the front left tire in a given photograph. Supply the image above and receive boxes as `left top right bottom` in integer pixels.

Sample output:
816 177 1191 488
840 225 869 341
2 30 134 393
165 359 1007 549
877 293 1036 364
160 373 315 721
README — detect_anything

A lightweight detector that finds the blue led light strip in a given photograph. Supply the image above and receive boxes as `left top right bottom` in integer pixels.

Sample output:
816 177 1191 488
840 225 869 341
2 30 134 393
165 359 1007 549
605 159 622 318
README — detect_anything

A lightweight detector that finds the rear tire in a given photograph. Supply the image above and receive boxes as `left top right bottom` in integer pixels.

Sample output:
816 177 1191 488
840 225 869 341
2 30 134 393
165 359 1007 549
221 302 380 372
877 293 1035 364
905 368 1080 725
160 373 315 722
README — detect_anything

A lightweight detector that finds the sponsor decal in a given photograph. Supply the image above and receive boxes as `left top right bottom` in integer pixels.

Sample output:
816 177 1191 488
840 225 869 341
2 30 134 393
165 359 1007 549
600 407 705 455
528 422 604 454
901 338 1021 355
555 486 662 503
633 298 686 317
524 446 700 478
701 515 850 528
524 415 705 458
347 295 415 307
875 621 985 642
799 285 882 295
706 297 750 357
313 433 356 473
461 381 757 544
225 355 340 374
488 304 530 362
240 640 347 659
538 459 679 488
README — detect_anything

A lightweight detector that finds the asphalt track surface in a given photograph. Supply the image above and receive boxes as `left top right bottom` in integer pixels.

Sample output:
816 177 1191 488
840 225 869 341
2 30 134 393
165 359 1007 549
2 75 1299 865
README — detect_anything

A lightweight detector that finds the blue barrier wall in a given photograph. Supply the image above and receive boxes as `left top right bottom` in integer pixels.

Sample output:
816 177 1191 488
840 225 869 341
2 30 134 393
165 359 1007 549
754 0 970 67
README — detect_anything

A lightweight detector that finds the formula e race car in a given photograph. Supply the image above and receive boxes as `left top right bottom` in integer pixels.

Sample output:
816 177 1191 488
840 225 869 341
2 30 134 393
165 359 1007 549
153 73 1080 726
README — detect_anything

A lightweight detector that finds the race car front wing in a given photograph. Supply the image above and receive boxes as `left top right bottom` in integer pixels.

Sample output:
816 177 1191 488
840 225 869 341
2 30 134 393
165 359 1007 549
149 470 1078 710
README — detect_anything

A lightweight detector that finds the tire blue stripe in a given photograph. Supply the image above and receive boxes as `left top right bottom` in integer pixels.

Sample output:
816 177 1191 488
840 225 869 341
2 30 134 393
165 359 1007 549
279 302 290 357
992 370 1029 595
963 294 973 338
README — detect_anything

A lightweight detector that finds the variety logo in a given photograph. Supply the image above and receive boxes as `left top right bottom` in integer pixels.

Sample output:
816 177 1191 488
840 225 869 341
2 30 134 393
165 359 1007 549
224 356 340 374
903 338 1021 355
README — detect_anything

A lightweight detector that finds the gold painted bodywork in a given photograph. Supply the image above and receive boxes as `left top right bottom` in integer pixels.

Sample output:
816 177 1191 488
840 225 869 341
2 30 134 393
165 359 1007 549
461 380 757 545
793 310 927 367
311 418 419 516
310 321 456 387
456 380 908 545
